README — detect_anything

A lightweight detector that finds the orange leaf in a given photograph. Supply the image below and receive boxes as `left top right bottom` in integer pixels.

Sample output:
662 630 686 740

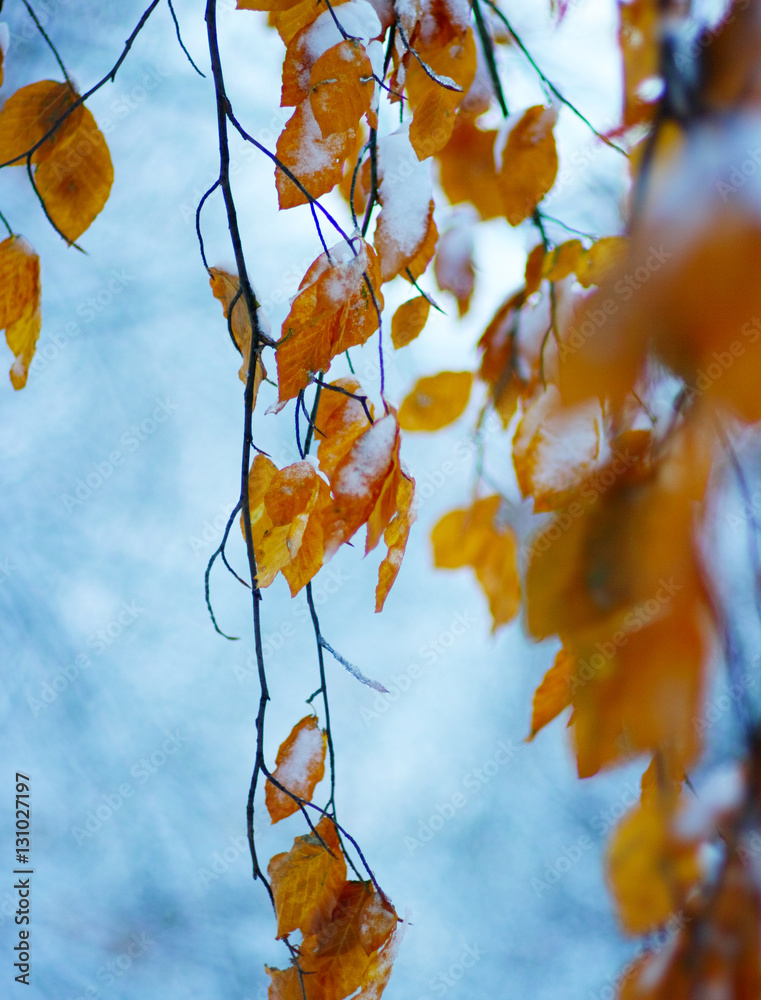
6 295 41 391
575 236 627 288
496 105 558 226
309 41 374 137
34 103 113 243
275 102 356 209
398 371 472 431
405 26 477 160
527 648 574 741
208 267 268 391
268 815 347 939
277 239 383 402
241 456 325 589
266 716 327 823
524 243 545 296
375 468 416 612
265 965 311 1000
315 377 375 478
437 119 503 221
374 125 438 282
354 921 402 1000
0 80 81 166
391 296 430 349
477 289 525 423
0 236 41 389
321 412 399 558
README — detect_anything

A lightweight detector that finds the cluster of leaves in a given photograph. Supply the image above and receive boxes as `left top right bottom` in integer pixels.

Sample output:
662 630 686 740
8 0 761 996
0 71 113 385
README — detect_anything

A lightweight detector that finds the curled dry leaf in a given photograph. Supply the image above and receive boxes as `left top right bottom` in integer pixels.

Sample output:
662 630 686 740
208 267 268 396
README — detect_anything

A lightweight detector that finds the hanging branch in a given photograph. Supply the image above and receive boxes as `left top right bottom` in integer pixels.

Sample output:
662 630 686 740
205 0 273 889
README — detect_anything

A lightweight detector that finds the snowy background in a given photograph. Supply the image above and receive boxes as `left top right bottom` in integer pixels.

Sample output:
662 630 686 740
0 1 680 998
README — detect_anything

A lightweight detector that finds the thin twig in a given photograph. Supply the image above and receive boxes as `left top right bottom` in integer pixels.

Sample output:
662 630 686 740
0 211 13 238
21 0 73 87
167 0 206 76
404 268 445 314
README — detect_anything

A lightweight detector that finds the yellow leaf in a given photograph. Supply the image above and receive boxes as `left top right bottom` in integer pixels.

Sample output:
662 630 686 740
268 816 347 939
398 371 472 431
606 799 701 936
431 496 520 631
512 386 603 512
34 103 113 243
391 296 430 349
406 27 477 160
576 236 627 288
0 80 80 166
541 239 584 282
266 716 327 823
